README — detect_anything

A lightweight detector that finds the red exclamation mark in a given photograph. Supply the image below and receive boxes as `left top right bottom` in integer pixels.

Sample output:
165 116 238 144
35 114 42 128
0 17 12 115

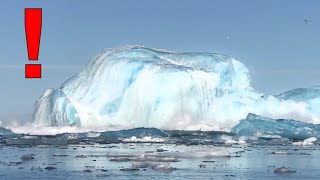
25 8 42 78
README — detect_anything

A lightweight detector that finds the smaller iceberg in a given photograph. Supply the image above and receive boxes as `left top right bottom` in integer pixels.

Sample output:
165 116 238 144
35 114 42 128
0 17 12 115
231 113 320 139
0 127 14 135
292 137 317 146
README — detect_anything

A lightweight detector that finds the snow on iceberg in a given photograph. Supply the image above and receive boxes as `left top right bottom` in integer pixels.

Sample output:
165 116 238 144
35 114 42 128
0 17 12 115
29 46 320 134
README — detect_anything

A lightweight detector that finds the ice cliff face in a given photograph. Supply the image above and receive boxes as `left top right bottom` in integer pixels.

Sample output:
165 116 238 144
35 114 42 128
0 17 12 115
32 46 320 131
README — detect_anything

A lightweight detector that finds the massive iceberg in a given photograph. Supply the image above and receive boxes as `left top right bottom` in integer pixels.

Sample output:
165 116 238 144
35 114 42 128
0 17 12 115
30 46 320 133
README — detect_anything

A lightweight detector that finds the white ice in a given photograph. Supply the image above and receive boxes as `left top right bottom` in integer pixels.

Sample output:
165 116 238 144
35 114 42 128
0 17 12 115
24 46 320 135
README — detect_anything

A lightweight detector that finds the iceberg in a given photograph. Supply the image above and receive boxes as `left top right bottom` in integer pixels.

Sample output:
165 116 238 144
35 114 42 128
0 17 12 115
292 137 317 146
0 127 14 135
29 46 320 134
231 113 320 139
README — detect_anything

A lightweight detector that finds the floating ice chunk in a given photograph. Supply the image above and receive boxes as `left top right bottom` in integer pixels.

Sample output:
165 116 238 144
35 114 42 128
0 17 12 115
224 139 246 144
109 157 132 162
274 167 296 174
131 161 160 168
96 174 109 177
151 163 177 172
292 137 317 146
221 135 246 144
106 147 230 162
271 151 294 155
122 136 164 143
107 153 179 162
21 154 34 161
45 166 57 171
119 167 139 171
132 157 179 162
86 131 101 138
106 153 137 158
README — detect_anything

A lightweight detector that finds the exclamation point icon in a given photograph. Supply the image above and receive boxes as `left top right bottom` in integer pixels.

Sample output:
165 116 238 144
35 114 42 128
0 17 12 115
25 8 42 78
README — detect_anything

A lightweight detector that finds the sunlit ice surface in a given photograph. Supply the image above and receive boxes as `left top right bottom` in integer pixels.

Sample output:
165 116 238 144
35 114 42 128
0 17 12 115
9 46 319 136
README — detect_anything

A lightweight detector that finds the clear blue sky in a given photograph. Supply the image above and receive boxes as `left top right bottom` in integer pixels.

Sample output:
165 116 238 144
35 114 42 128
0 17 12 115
1 0 320 119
